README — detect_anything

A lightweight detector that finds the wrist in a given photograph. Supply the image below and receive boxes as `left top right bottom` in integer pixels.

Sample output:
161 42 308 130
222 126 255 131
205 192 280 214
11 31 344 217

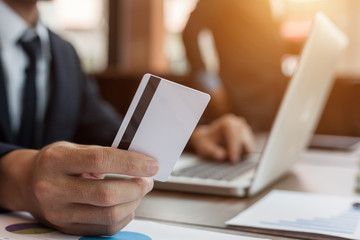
0 149 37 211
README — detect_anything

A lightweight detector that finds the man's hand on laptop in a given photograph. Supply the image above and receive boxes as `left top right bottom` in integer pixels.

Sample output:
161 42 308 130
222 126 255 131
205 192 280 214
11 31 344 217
189 114 255 163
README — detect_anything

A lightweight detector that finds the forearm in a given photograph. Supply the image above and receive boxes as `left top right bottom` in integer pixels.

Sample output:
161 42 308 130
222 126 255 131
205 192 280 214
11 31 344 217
0 149 37 211
182 8 208 75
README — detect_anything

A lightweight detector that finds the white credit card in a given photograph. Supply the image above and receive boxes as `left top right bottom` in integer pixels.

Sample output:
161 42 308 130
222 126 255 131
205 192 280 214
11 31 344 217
112 74 210 181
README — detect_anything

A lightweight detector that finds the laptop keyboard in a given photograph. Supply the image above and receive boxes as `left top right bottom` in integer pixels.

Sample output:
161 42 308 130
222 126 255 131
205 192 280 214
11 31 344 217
171 156 258 181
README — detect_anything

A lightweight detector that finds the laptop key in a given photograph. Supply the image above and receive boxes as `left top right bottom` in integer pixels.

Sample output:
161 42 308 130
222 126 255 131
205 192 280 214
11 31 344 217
171 158 257 181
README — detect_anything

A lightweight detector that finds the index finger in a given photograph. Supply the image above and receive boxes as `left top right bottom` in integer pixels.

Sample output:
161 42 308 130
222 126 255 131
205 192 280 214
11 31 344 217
223 118 255 163
223 123 241 163
239 122 256 154
46 143 159 177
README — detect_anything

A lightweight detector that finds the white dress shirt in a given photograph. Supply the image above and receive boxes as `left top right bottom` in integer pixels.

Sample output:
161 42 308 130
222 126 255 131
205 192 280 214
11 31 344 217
0 0 51 135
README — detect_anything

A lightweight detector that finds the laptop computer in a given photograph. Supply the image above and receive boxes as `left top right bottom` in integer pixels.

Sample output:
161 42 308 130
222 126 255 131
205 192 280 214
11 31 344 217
154 12 348 197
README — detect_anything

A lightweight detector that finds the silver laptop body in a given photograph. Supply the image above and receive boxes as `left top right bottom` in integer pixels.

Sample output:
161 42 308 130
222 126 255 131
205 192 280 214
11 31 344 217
155 13 348 197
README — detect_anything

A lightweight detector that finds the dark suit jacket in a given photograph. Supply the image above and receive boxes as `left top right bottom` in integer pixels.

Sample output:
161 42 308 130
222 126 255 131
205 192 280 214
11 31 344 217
0 30 122 157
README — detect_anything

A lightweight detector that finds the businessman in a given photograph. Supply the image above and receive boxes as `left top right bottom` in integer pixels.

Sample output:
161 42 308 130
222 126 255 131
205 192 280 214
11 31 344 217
0 0 254 236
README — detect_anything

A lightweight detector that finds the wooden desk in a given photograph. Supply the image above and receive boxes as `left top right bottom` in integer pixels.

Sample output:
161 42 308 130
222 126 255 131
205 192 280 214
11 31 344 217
135 147 360 239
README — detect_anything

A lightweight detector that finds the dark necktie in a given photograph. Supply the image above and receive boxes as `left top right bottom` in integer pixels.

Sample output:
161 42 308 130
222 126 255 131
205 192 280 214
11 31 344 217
0 53 12 142
17 36 40 148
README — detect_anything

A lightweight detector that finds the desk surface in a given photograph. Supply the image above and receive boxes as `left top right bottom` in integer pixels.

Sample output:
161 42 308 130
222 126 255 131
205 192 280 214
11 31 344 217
135 145 360 239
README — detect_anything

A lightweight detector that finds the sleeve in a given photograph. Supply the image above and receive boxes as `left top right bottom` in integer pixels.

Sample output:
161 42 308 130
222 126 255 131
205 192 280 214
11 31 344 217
0 143 21 158
73 74 123 147
50 35 123 147
182 0 224 92
0 143 21 213
182 0 212 75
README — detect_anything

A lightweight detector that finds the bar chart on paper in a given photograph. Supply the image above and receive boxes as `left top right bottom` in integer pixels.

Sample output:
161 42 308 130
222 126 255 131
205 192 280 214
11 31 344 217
261 206 360 235
226 190 360 239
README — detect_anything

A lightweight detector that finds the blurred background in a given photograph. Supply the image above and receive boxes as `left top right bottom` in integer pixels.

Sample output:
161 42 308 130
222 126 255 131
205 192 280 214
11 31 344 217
38 0 360 136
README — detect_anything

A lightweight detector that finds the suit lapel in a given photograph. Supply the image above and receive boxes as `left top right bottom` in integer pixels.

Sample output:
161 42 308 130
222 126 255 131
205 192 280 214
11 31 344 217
42 31 80 145
0 54 13 143
1 31 82 147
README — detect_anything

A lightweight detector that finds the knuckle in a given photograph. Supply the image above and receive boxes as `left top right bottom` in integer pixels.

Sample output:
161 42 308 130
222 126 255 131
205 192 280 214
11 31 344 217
39 141 70 167
102 208 119 225
103 213 135 235
96 185 116 206
129 212 135 221
33 180 52 201
237 116 248 126
223 113 236 122
87 148 106 170
134 178 150 196
104 225 121 236
51 141 71 152
40 147 58 166
220 113 237 127
43 210 59 226
56 141 71 146
224 114 248 129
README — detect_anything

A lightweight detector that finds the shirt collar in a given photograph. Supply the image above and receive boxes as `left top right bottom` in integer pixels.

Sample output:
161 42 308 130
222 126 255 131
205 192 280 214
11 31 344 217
0 0 28 50
0 0 50 59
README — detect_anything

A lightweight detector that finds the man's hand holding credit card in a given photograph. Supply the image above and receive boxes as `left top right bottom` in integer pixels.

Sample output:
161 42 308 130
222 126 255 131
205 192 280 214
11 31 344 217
112 74 210 181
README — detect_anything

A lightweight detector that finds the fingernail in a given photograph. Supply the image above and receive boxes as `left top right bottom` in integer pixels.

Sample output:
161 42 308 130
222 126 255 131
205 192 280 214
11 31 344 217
147 159 159 175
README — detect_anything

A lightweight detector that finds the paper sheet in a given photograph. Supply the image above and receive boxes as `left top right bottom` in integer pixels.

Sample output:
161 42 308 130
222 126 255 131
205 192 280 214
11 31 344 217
226 190 360 240
0 212 267 240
